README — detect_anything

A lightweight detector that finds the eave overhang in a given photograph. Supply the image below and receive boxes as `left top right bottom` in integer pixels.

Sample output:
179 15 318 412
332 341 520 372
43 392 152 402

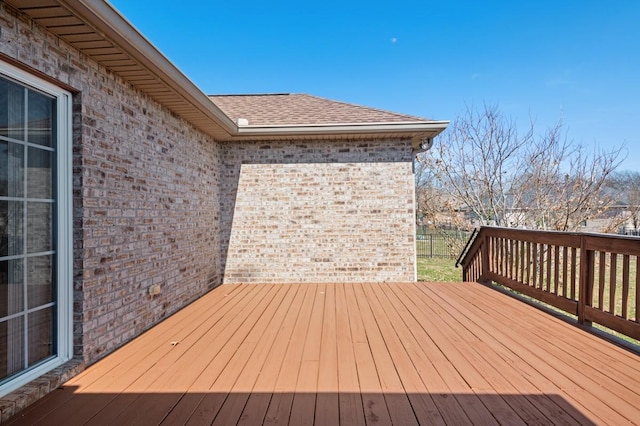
228 121 449 142
4 0 449 142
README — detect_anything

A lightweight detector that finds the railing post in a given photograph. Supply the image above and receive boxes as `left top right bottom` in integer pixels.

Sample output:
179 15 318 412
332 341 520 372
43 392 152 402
578 235 594 325
481 232 490 282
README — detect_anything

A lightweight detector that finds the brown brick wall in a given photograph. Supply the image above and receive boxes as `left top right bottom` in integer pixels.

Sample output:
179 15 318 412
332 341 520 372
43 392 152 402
0 4 418 417
220 140 417 283
0 4 222 366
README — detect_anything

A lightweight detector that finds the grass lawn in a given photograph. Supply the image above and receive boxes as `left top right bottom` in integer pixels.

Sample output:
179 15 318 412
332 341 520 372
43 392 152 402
417 257 461 282
592 253 637 321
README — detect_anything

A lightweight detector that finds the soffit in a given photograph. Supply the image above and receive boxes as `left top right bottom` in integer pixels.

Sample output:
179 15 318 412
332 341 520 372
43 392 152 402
5 0 235 140
4 0 449 143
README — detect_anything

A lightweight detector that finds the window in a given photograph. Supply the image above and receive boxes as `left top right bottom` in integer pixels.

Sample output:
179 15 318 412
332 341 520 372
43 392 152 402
0 61 72 397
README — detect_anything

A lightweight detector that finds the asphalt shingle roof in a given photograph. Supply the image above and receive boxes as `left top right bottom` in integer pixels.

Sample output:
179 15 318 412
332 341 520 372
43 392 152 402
209 93 431 126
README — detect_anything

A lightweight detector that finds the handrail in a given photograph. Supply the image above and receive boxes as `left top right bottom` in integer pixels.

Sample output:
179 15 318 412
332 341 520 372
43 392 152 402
455 228 479 268
458 226 640 341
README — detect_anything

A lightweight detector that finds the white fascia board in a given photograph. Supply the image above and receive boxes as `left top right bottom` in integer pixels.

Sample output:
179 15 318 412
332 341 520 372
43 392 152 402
55 1 449 141
59 0 238 134
235 121 450 137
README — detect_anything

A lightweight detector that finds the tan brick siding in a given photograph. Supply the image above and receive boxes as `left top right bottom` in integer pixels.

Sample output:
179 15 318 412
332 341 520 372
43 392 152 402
1 4 222 365
220 140 417 283
0 5 418 415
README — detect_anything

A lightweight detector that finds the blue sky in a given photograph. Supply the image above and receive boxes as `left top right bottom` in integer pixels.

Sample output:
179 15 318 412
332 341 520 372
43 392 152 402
110 0 640 171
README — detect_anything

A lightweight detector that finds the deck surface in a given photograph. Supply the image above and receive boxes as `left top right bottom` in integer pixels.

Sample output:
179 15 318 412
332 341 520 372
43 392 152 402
8 282 640 425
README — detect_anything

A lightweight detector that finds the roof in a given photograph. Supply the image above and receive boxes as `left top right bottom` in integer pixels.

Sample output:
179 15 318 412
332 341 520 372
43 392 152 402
210 93 430 126
210 93 448 141
4 0 448 142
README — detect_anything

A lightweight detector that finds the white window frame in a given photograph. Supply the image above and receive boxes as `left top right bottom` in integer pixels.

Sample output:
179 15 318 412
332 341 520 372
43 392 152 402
0 60 73 398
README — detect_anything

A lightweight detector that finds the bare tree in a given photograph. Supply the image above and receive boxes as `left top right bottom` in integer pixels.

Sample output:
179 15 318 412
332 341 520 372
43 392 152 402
414 157 472 256
605 171 640 234
416 103 624 232
418 103 534 227
521 126 623 231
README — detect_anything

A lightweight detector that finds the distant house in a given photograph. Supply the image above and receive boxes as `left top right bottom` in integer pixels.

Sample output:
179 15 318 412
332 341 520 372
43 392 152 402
0 0 447 402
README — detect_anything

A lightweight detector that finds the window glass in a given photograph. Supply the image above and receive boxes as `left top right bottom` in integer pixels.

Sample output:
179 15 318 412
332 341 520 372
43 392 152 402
0 201 24 257
28 308 53 366
0 141 24 197
27 202 52 254
0 317 24 380
0 78 24 141
27 90 55 147
27 255 53 308
27 147 53 199
0 259 24 317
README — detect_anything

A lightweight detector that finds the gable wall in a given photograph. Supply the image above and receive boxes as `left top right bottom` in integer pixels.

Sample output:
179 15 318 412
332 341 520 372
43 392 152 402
220 139 417 283
0 2 418 418
0 4 223 367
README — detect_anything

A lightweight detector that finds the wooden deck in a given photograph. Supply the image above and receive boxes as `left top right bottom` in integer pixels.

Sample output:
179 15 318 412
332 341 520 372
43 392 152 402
7 282 640 425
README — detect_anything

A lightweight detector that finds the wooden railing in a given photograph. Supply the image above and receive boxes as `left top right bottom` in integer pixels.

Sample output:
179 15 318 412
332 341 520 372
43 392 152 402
459 226 640 341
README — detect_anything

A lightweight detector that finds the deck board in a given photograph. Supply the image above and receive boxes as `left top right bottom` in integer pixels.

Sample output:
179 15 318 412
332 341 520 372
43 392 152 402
440 282 640 420
334 283 366 426
235 285 309 425
372 284 471 425
344 283 393 425
391 284 504 425
262 283 317 425
409 284 576 426
7 282 640 426
354 283 419 426
428 282 637 424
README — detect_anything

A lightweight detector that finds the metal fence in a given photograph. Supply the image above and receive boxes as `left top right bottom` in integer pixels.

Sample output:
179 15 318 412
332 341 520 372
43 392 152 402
416 227 472 258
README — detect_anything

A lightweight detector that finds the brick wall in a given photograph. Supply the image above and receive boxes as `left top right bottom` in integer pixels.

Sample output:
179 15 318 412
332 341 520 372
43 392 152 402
220 140 417 283
0 4 222 365
0 4 419 417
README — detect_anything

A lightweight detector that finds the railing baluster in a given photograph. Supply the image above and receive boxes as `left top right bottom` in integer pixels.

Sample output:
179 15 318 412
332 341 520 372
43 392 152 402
571 247 577 300
520 241 526 284
598 252 606 310
501 238 505 277
498 237 503 275
488 237 493 273
532 243 538 289
539 243 545 290
553 246 560 295
483 235 490 280
504 237 509 277
546 244 552 293
458 227 639 340
497 237 500 275
622 254 630 319
578 236 594 325
506 238 510 278
509 238 515 279
526 241 531 286
512 240 522 281
493 237 498 275
636 256 639 322
562 246 568 298
609 253 617 315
